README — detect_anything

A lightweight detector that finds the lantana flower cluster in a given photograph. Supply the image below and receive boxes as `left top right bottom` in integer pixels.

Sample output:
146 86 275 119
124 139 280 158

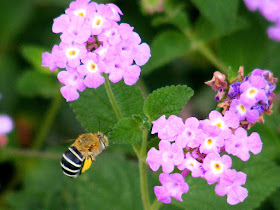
0 93 13 147
42 0 151 102
146 68 277 205
244 0 280 41
207 68 278 129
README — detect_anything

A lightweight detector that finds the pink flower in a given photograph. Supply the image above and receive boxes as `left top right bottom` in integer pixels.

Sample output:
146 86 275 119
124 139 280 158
201 111 239 139
215 169 248 205
52 15 91 44
154 173 189 203
42 45 60 71
55 42 87 68
225 127 262 161
57 67 86 102
229 99 259 123
77 52 105 88
146 140 184 173
177 152 204 178
240 75 267 106
65 0 92 19
0 115 13 135
151 115 184 142
202 153 232 185
176 117 201 148
197 125 224 154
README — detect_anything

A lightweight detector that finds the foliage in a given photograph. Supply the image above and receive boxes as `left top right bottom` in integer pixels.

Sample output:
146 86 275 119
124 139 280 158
1 0 280 210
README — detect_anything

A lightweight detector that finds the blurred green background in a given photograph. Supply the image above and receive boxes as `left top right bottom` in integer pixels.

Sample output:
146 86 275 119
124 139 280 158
0 0 279 209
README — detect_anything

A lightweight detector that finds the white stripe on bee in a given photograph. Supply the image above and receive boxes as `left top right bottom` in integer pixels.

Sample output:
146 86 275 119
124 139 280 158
68 147 83 162
63 153 81 168
62 171 78 178
60 162 80 173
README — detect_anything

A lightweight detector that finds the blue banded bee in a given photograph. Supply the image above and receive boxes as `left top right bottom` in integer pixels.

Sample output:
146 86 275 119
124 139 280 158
60 132 109 178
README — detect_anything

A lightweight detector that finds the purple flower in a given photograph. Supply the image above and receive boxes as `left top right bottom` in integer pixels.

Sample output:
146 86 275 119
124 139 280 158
202 153 232 185
176 117 200 148
151 115 184 142
146 140 184 173
228 82 241 99
57 67 86 102
197 125 224 154
77 52 105 88
177 152 204 178
201 111 239 139
0 115 13 135
215 169 248 205
154 173 189 203
240 75 267 106
52 15 91 44
225 127 262 161
229 99 259 123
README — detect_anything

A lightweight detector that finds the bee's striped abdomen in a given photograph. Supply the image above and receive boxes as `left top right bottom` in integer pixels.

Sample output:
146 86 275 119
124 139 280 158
60 146 84 178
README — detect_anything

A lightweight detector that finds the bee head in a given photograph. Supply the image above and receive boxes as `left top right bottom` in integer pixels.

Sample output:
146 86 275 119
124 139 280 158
97 131 109 149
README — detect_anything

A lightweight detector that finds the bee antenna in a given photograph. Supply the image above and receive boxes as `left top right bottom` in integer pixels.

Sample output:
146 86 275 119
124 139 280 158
99 120 101 132
104 129 113 135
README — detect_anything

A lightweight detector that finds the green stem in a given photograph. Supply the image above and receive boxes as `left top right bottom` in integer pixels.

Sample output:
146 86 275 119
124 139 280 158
31 91 61 150
151 199 162 210
132 143 140 158
139 128 151 210
103 73 123 120
196 42 228 74
181 28 228 74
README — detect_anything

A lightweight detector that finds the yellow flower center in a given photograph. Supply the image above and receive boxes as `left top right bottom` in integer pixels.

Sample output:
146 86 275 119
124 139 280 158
207 138 213 145
214 163 221 171
216 122 222 128
69 50 76 57
96 19 101 26
249 89 256 95
90 63 96 71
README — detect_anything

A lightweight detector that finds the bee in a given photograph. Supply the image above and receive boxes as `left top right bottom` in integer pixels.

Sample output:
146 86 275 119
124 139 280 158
60 131 109 178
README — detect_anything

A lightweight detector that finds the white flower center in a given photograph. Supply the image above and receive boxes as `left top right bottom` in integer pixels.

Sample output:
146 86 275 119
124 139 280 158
246 87 258 99
237 104 246 115
86 60 98 73
210 161 223 175
92 16 103 28
211 119 225 130
74 9 86 17
66 47 79 59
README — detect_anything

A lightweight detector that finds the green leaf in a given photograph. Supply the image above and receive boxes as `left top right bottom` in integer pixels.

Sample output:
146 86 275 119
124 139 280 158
144 85 194 121
0 0 33 48
195 16 249 42
21 45 57 74
147 137 160 151
191 0 239 34
4 154 147 209
173 156 280 210
141 31 190 75
70 81 145 134
109 117 142 144
218 26 267 72
17 71 59 98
